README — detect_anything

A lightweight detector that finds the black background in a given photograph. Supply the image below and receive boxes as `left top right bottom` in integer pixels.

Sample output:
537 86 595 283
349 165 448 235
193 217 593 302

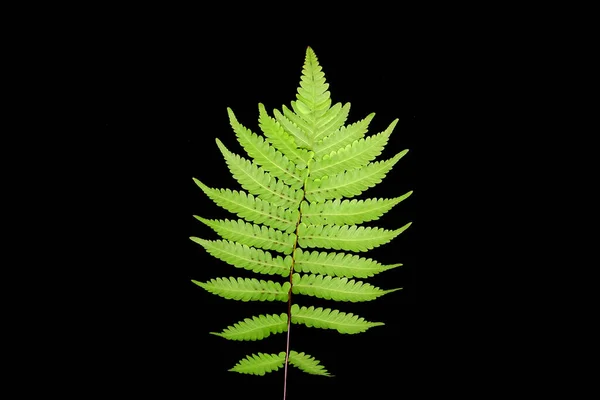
101 28 420 399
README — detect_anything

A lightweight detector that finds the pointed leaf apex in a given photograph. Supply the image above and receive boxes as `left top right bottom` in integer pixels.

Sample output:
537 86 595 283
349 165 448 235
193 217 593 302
191 279 205 288
227 107 236 120
192 178 207 191
215 138 227 153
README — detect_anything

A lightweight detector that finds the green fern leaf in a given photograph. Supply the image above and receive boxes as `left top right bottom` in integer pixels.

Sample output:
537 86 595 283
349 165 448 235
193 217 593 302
192 277 291 302
189 238 291 277
305 150 409 202
215 138 303 208
297 222 412 252
258 103 313 169
294 248 400 278
294 47 331 118
291 273 400 302
291 304 383 334
194 217 295 254
193 178 299 232
229 352 286 375
310 119 398 179
313 112 374 158
228 108 306 189
211 313 288 341
192 47 412 382
288 350 332 377
301 191 412 226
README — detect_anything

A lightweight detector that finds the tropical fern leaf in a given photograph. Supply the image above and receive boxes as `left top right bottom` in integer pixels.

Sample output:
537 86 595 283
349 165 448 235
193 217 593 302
192 277 291 302
195 217 295 254
229 352 287 375
294 248 400 278
211 313 288 341
189 238 291 277
288 351 332 377
291 304 384 334
193 178 299 233
215 138 303 208
191 46 412 385
305 150 409 202
291 273 400 302
301 191 412 226
228 108 306 189
297 222 412 252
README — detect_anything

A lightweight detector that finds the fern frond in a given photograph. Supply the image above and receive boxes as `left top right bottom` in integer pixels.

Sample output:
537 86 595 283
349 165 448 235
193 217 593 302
310 119 398 179
274 109 312 149
297 222 412 252
229 352 286 375
192 277 291 302
294 47 331 118
289 350 332 377
313 113 375 158
215 138 303 208
189 238 291 277
301 191 412 226
192 46 412 381
193 178 299 233
258 103 313 169
194 217 295 254
212 313 288 341
228 108 306 189
291 273 400 302
291 304 383 334
305 150 409 202
294 248 400 278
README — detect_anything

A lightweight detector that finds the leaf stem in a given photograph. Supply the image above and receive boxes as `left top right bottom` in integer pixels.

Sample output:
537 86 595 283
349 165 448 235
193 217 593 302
283 176 308 400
